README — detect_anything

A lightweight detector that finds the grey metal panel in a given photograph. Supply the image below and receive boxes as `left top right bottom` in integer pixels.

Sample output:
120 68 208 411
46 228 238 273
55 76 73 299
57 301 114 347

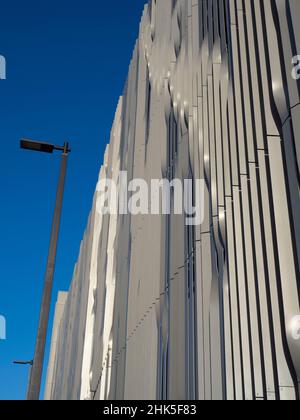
225 196 244 400
240 175 264 399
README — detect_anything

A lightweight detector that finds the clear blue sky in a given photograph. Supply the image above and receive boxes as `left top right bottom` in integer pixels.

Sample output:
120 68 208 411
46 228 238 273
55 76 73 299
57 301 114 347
0 0 146 400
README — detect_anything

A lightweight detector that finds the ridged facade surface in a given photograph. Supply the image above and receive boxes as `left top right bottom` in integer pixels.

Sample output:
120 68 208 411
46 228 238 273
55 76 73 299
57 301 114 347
45 0 300 400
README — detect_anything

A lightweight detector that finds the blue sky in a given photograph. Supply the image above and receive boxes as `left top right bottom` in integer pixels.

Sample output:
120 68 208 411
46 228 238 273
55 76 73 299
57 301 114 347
0 0 146 400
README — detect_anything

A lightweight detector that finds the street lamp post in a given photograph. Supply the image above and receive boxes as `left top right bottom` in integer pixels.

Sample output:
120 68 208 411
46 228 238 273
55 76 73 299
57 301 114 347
20 139 71 400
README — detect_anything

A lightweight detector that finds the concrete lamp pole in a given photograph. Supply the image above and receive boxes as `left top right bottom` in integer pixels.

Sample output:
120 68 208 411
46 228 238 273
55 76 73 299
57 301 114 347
20 139 71 400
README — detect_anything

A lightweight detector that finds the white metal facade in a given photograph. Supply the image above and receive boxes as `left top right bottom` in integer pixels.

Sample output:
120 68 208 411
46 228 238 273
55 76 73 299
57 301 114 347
46 0 300 400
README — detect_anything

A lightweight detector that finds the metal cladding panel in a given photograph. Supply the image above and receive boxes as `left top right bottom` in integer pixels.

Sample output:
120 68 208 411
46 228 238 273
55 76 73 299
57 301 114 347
46 0 300 400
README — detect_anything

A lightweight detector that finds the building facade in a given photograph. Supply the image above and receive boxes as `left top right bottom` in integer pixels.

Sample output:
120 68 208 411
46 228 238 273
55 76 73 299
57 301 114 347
46 0 300 400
